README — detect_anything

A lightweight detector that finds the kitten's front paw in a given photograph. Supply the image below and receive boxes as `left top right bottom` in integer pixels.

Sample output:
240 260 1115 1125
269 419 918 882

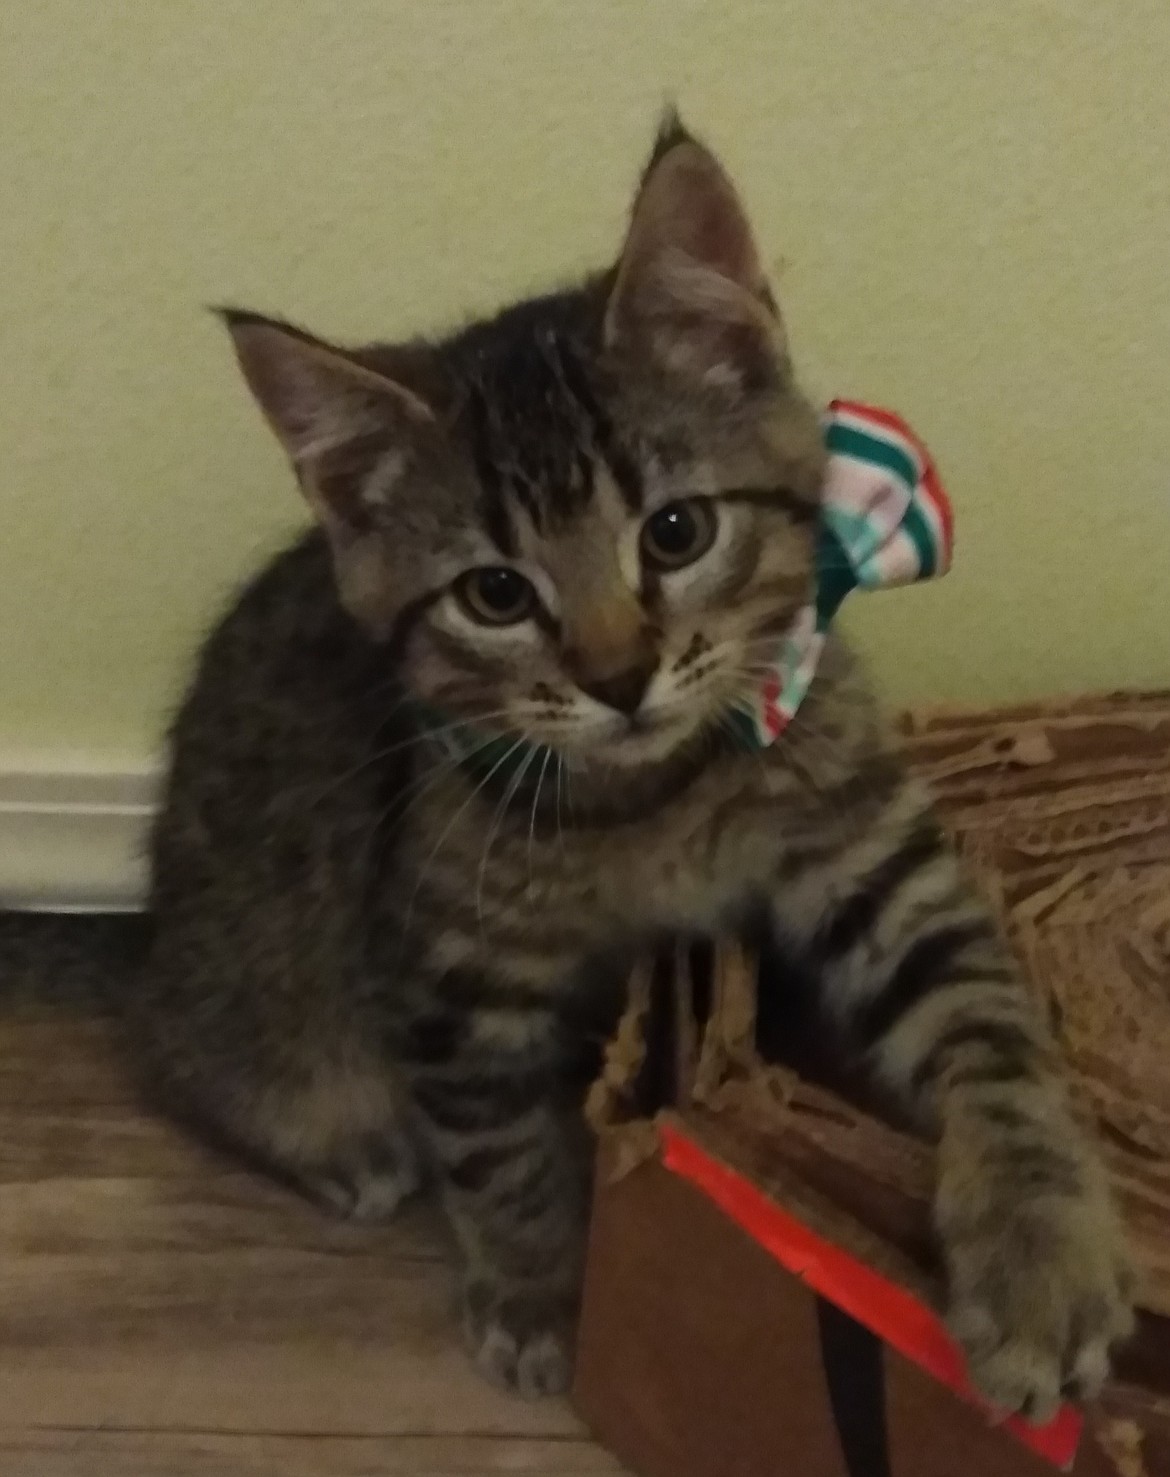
941 1168 1134 1422
463 1281 574 1398
307 1129 423 1223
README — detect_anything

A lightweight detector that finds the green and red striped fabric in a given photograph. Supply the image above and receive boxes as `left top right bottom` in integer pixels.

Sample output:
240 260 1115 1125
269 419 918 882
822 399 953 594
734 400 954 750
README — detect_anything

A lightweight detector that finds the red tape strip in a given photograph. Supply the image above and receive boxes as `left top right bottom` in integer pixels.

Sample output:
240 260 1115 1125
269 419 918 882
659 1122 1082 1470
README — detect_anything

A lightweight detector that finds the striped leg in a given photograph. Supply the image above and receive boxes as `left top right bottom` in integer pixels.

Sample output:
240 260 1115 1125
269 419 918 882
772 787 1133 1420
399 972 589 1398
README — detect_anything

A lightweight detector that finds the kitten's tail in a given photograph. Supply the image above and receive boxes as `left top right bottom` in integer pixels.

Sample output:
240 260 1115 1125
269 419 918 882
0 909 150 1012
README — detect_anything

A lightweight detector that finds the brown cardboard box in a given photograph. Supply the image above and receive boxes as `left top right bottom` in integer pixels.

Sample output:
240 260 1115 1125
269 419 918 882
573 695 1170 1477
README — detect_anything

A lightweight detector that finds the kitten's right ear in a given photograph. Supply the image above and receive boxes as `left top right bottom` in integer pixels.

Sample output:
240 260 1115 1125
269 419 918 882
219 308 434 515
220 309 436 634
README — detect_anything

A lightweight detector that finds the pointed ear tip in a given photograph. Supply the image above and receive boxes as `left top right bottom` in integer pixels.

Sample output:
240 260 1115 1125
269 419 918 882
656 103 687 143
646 108 718 173
212 306 272 341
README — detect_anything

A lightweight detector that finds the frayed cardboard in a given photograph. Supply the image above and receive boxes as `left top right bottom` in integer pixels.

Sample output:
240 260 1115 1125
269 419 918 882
596 1119 664 1186
584 959 652 1135
1094 1418 1149 1477
692 941 757 1099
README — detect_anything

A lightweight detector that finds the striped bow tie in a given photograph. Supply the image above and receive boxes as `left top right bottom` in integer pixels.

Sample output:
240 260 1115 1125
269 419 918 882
728 400 953 751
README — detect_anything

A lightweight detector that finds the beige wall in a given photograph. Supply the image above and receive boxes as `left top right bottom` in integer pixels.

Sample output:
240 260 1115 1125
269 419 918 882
3 1 1168 767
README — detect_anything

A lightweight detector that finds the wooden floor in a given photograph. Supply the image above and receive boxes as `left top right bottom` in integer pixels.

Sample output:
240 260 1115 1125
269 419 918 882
0 1014 624 1477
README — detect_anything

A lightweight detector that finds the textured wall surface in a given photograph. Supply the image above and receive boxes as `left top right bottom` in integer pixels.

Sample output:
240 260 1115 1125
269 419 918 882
2 1 1168 765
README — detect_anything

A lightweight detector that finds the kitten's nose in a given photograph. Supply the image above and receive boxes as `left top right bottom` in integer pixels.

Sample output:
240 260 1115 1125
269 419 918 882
579 659 658 716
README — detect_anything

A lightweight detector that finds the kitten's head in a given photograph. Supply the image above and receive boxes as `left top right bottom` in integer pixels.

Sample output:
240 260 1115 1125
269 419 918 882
225 117 825 771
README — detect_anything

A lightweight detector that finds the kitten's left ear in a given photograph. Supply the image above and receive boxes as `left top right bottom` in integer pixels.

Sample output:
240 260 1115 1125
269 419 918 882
605 117 785 393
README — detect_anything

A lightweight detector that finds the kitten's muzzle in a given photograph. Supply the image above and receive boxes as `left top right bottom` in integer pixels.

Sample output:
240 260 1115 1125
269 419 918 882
577 659 659 717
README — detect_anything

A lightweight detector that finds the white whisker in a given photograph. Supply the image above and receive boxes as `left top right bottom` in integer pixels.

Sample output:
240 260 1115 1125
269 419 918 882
474 741 539 929
400 734 529 945
527 746 553 890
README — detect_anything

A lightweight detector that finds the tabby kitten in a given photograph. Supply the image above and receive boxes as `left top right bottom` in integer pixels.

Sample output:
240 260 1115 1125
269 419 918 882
139 119 1132 1409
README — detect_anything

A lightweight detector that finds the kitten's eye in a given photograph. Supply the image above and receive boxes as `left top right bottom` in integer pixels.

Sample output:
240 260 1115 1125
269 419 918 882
640 499 717 572
456 567 535 626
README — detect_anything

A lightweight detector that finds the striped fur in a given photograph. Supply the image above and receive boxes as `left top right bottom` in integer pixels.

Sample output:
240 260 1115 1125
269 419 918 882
139 120 1131 1407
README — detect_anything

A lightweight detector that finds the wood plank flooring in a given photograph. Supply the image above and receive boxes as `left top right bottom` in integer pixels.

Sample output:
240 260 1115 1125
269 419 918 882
0 1016 623 1476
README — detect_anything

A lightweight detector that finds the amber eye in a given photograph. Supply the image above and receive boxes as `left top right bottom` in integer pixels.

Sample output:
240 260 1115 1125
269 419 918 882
457 566 536 626
640 499 717 572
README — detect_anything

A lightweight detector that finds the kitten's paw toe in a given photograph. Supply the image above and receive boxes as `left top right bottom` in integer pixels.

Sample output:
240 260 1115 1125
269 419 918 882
944 1185 1134 1422
463 1284 574 1398
950 1303 1065 1423
309 1131 423 1223
474 1323 572 1399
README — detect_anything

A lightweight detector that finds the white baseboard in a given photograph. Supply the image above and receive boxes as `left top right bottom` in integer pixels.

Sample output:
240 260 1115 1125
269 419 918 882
0 762 161 911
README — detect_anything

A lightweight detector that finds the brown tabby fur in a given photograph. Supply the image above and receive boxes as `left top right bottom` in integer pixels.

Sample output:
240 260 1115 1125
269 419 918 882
130 118 1132 1408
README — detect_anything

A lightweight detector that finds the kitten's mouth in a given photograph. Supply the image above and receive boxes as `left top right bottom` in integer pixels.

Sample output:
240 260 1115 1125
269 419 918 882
579 706 703 767
625 711 663 736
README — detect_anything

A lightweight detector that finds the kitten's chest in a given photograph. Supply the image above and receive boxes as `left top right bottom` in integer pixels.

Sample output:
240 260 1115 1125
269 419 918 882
599 788 783 926
405 749 823 952
521 761 798 935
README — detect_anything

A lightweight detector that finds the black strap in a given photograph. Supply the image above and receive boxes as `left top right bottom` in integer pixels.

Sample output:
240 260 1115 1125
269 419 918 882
816 1297 893 1477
